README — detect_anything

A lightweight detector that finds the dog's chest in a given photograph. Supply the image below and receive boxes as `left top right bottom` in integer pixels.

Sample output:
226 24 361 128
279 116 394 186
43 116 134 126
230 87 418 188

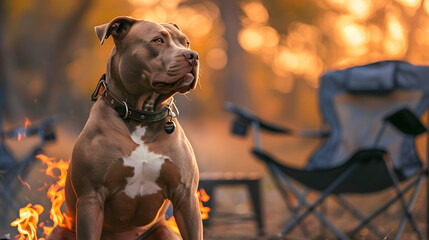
122 126 169 198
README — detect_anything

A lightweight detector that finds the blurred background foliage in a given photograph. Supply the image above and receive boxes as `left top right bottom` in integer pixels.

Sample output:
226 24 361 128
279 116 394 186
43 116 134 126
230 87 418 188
2 0 429 171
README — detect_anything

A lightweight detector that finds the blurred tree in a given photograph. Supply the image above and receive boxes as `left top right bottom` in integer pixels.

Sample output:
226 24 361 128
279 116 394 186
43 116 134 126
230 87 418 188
218 0 250 108
1 0 134 126
0 0 25 122
38 0 94 115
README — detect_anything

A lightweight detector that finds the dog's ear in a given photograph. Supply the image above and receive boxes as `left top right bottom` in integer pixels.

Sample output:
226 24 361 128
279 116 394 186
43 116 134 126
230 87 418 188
169 22 180 31
95 16 136 45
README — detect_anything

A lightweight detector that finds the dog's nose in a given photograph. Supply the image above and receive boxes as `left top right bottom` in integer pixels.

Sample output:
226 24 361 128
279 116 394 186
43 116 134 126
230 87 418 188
183 51 199 61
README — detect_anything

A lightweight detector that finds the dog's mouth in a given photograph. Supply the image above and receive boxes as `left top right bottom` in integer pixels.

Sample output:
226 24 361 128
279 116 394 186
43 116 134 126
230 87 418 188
152 68 197 91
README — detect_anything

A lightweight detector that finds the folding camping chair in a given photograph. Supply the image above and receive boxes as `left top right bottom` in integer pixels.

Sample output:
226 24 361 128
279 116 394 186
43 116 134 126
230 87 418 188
225 60 429 240
0 89 57 224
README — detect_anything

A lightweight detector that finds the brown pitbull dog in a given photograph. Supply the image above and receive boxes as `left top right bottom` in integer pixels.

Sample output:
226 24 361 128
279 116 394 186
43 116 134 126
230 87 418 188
49 16 202 240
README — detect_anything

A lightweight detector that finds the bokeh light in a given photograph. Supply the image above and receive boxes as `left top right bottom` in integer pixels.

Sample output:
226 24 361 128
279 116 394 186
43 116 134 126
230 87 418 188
206 48 228 70
241 1 269 24
345 0 372 20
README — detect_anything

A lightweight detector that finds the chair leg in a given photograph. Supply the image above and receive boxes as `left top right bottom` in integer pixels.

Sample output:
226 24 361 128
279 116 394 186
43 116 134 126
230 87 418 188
427 169 429 240
266 169 311 237
271 162 358 240
319 202 328 236
384 158 423 240
335 194 385 238
348 173 421 235
246 179 264 236
393 174 424 240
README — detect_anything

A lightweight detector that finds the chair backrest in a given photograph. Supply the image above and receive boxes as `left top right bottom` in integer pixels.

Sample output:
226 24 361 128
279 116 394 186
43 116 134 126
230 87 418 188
306 61 429 178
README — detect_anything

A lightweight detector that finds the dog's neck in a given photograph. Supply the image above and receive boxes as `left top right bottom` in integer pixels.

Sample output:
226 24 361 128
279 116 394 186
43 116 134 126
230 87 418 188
105 70 174 113
101 73 176 135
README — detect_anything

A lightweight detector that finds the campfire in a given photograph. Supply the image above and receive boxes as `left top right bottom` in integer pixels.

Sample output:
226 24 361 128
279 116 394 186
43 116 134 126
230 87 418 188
10 154 210 239
10 204 43 240
166 188 211 235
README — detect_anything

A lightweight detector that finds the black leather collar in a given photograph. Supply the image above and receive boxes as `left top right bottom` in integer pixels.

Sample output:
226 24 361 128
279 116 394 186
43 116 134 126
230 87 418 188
91 74 176 123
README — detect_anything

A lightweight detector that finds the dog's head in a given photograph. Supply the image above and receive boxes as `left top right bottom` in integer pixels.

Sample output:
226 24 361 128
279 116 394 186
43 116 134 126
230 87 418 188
95 16 198 95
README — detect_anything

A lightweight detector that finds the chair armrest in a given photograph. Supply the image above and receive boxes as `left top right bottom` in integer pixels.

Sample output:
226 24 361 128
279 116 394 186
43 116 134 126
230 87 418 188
224 102 329 138
298 129 330 138
224 102 291 135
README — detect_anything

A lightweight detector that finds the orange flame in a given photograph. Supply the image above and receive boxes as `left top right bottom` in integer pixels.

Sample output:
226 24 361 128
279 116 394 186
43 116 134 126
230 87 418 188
35 154 73 236
165 188 211 235
11 154 71 240
10 203 44 240
17 117 32 141
166 216 181 235
13 154 209 238
24 117 32 131
197 188 210 220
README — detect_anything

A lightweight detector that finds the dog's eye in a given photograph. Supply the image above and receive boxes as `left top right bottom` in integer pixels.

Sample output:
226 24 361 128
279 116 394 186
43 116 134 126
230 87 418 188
153 38 164 44
186 41 190 48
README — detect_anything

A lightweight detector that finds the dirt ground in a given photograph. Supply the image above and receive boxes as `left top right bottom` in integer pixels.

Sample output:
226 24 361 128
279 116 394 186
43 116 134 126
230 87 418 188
201 176 428 240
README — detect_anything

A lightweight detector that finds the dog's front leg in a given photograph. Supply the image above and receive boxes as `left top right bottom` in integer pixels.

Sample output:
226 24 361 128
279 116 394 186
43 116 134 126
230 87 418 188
172 186 203 240
75 191 105 240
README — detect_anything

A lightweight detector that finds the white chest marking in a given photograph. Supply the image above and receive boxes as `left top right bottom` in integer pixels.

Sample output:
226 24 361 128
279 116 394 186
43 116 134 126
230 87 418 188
123 126 168 198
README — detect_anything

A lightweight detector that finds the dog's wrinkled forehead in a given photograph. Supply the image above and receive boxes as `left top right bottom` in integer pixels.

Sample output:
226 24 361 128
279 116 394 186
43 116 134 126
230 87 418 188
95 16 188 47
130 21 188 46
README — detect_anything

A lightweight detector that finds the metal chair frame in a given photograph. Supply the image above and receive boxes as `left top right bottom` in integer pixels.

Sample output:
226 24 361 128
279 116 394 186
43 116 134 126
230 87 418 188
0 116 57 224
227 103 428 239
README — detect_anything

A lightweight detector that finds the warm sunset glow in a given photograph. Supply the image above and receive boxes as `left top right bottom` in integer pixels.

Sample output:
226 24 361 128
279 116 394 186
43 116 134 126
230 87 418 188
238 26 264 52
326 0 345 7
343 24 367 46
236 0 429 90
345 0 371 19
384 16 407 57
424 0 429 14
387 17 406 40
415 28 429 45
395 0 421 8
261 26 280 48
238 25 279 53
273 76 295 93
206 48 228 70
128 0 159 6
131 0 217 41
180 8 213 38
241 1 269 24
